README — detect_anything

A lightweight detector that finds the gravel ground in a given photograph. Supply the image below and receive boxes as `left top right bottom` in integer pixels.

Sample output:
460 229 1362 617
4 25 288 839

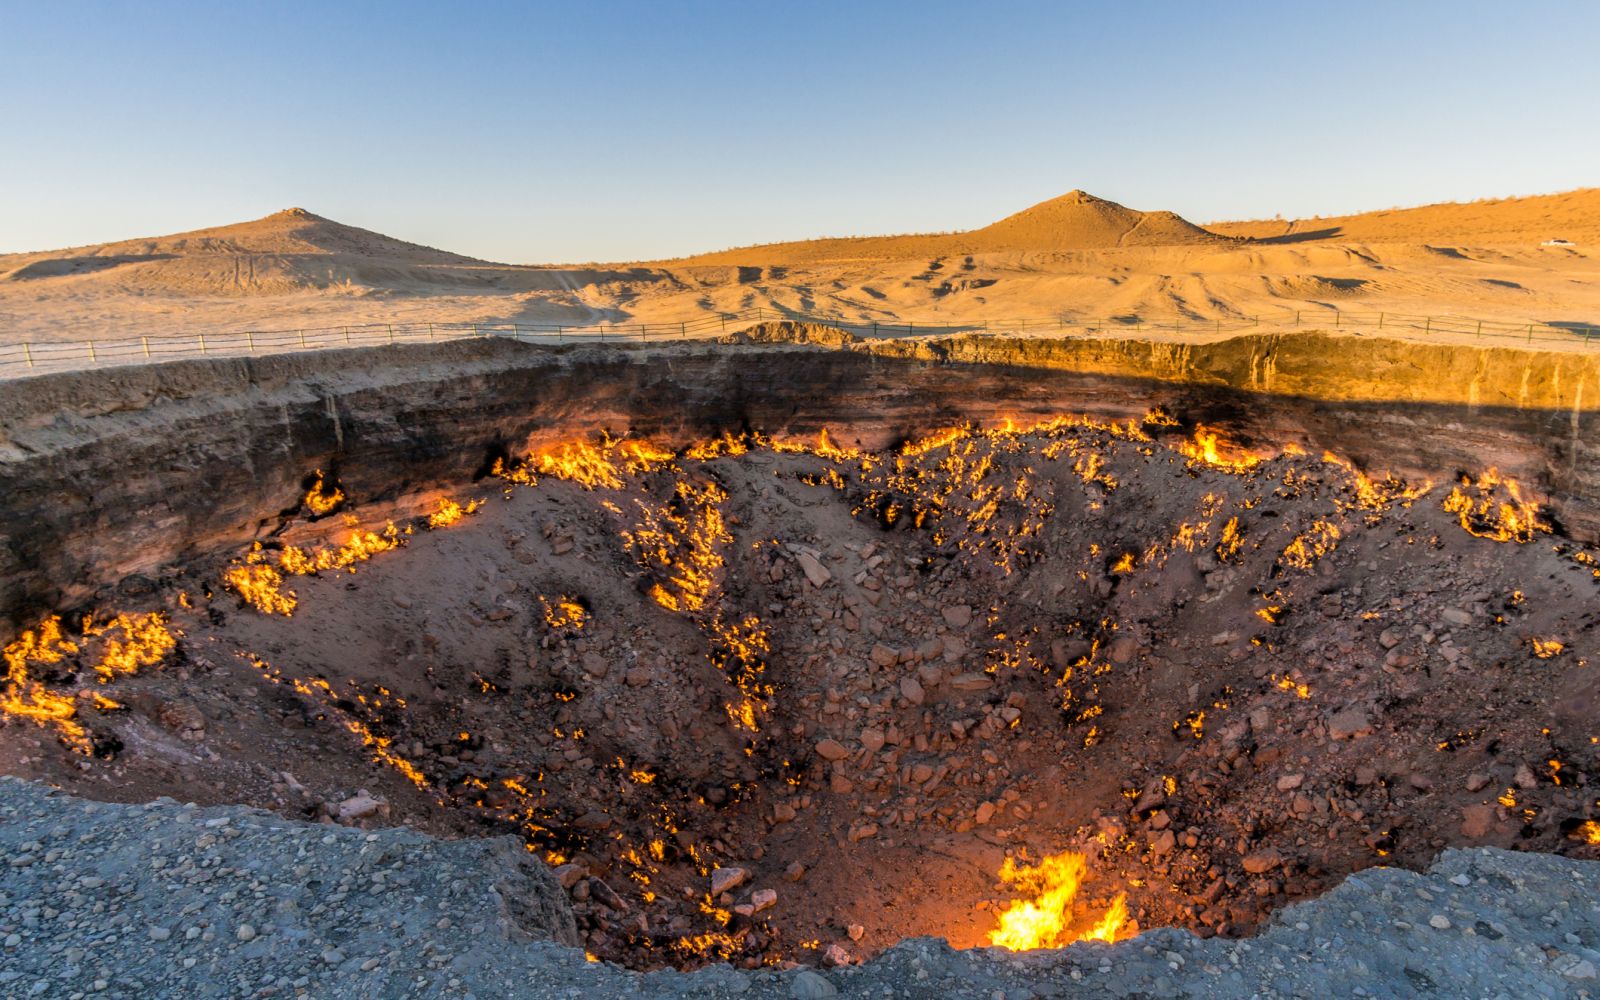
2 779 1598 999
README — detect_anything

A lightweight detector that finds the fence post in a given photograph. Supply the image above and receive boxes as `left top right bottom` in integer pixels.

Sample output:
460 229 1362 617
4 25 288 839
558 326 563 343
88 340 98 363
428 324 434 341
344 327 351 345
247 331 255 353
1378 313 1384 329
1335 311 1341 328
142 336 151 358
1294 310 1300 327
299 330 307 348
1424 317 1431 335
681 322 686 339
198 333 207 354
23 343 33 368
639 324 645 343
1475 321 1482 339
388 324 395 344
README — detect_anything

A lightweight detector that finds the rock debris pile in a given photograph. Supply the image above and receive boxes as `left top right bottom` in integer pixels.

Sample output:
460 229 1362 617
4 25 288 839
2 779 1598 999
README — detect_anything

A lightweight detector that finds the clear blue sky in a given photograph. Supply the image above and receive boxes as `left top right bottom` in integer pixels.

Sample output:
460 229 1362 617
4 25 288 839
2 1 1597 262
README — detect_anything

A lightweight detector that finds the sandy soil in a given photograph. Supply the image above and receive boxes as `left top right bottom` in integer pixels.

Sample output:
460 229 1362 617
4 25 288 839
1 192 1597 348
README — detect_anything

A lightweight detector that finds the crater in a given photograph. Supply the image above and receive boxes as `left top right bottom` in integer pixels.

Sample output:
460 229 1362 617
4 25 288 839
3 327 1600 972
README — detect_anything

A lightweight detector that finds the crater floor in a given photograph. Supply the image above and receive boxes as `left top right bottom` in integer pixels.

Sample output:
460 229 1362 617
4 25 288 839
4 416 1600 972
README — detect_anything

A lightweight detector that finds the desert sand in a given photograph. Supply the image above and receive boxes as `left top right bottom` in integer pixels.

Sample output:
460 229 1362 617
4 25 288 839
1 189 1597 347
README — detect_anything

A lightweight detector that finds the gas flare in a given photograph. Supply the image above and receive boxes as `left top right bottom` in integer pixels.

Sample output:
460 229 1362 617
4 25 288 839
303 471 345 516
987 849 1130 951
1176 425 1261 472
1442 469 1544 543
1 612 177 752
427 497 484 529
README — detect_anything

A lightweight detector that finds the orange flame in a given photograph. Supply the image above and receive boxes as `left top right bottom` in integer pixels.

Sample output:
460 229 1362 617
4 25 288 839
1 613 177 752
1442 469 1544 543
1532 637 1564 659
986 850 1130 951
427 497 484 529
304 471 344 516
1176 426 1260 473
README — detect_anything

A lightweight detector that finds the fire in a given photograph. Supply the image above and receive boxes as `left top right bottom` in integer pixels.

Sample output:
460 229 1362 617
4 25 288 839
1176 425 1260 473
540 595 588 631
82 611 177 682
427 497 484 529
1320 452 1431 511
1532 637 1565 659
303 471 344 516
987 849 1130 951
1272 673 1311 698
1577 820 1600 845
1280 520 1341 571
228 523 405 614
1442 469 1545 543
1 612 177 753
224 562 297 615
277 523 403 575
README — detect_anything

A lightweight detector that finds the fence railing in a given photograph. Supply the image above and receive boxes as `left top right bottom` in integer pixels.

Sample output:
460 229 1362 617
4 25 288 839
2 307 1597 380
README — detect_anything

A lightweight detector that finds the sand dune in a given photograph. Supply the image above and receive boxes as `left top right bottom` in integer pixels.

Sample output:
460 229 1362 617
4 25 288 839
1 190 1597 346
668 190 1226 266
1209 188 1600 246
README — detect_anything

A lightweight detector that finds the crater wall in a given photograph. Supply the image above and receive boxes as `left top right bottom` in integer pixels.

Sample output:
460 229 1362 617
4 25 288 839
2 330 1597 635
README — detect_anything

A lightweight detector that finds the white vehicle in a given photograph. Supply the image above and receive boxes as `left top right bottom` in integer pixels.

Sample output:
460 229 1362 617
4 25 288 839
1542 238 1577 247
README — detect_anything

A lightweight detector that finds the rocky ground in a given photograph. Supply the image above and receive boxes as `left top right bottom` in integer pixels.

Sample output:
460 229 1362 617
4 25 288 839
4 415 1600 973
2 778 1598 999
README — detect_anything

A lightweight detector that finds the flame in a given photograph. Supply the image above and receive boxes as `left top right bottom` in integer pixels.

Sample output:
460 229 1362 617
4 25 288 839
224 562 297 616
1 617 87 750
1532 637 1564 659
304 471 344 516
540 595 588 631
987 850 1130 951
1215 517 1244 562
81 611 177 682
1 612 177 753
684 431 748 461
1273 673 1311 699
427 497 484 529
1442 469 1544 543
1176 426 1260 473
1578 821 1600 845
1280 520 1341 571
228 523 405 614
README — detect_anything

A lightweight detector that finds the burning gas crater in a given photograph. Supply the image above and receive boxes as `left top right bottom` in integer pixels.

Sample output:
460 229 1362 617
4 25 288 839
5 413 1600 969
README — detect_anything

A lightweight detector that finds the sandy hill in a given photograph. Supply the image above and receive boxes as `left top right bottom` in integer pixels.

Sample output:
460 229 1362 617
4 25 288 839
668 190 1227 266
1211 188 1600 246
972 189 1223 250
0 208 508 295
2 189 1598 347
